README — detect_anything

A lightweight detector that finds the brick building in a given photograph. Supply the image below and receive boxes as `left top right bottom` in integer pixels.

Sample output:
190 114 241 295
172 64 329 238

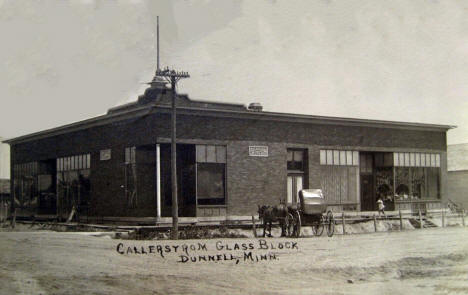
5 82 453 222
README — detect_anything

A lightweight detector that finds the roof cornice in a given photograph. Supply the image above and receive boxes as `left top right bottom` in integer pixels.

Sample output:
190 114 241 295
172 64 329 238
5 103 456 145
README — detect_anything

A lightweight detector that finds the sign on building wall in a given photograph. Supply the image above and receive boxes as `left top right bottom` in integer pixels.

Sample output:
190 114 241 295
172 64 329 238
249 146 268 157
100 149 111 161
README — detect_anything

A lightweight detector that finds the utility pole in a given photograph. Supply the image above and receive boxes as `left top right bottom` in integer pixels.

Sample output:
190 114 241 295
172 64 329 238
156 16 160 71
156 67 189 239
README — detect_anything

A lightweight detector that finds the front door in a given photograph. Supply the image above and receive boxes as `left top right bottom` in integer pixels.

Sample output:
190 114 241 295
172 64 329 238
361 175 374 211
287 174 303 206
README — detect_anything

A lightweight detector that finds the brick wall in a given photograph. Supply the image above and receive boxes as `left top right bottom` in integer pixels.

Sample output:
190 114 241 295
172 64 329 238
10 111 448 217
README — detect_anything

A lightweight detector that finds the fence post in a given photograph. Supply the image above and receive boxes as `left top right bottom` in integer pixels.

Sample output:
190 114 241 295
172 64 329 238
399 209 403 231
11 208 17 229
462 209 465 227
418 209 423 229
442 206 445 228
342 213 346 235
252 216 257 238
373 214 377 232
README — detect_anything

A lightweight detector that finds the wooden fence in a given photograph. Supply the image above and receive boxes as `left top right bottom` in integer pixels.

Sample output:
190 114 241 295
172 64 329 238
338 208 466 234
0 201 9 223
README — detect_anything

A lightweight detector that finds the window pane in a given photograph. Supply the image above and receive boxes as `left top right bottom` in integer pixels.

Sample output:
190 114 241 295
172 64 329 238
431 154 436 167
125 148 130 163
87 154 91 169
206 145 216 163
404 153 410 167
320 150 326 165
426 154 431 167
287 176 293 204
346 151 352 166
427 167 440 199
327 150 333 165
421 153 426 167
399 153 404 167
333 150 339 166
216 146 226 163
436 154 440 167
410 153 415 167
197 163 225 205
415 153 421 167
294 150 303 162
196 145 206 163
295 176 303 204
339 151 346 166
287 150 293 162
131 147 136 164
353 151 359 166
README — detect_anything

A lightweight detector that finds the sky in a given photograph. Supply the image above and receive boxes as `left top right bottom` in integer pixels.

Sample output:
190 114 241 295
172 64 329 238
0 0 467 144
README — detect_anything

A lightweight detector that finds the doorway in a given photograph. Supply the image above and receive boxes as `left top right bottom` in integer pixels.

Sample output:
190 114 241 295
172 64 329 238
360 153 374 211
287 174 303 206
160 144 196 217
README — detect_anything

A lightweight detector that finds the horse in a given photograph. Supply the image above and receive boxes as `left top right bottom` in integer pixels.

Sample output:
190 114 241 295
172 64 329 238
257 202 290 237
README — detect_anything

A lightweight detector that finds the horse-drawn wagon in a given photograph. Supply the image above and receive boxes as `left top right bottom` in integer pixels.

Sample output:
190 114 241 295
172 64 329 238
256 189 335 238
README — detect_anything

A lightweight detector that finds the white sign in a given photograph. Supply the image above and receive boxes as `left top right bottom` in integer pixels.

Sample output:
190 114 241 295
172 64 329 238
100 149 111 161
249 146 268 157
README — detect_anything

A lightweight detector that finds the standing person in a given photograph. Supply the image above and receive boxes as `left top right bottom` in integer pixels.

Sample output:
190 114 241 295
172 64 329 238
377 198 386 217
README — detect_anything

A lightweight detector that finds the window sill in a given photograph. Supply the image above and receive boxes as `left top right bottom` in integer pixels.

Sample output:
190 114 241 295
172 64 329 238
395 199 441 203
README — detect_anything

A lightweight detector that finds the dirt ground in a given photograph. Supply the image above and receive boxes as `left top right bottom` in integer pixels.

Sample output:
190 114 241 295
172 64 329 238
0 225 467 295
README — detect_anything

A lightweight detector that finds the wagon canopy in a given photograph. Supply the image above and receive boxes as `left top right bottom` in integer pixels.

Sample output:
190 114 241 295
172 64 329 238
299 189 327 215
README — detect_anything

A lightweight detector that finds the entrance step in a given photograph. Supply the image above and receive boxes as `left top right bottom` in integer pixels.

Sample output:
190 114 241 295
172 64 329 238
423 219 438 228
408 218 421 228
408 218 439 229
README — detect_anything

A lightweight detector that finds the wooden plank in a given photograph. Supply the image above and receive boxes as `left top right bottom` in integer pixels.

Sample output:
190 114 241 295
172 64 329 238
342 213 346 235
373 214 377 232
419 209 423 229
252 216 257 238
442 207 445 227
399 209 403 231
462 209 466 227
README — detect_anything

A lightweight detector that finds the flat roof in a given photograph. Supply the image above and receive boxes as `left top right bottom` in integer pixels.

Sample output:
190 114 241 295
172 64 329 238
5 96 456 144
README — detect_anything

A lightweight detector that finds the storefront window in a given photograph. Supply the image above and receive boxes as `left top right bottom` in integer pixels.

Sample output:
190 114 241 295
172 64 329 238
393 152 440 200
13 162 38 214
196 145 226 205
57 154 91 216
197 163 225 205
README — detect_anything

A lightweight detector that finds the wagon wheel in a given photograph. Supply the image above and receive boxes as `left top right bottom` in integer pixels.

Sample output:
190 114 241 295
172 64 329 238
312 215 325 236
326 210 335 237
292 210 301 238
285 213 294 237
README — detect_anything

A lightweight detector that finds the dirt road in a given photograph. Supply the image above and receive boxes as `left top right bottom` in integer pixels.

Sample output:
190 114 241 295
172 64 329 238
0 227 467 294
